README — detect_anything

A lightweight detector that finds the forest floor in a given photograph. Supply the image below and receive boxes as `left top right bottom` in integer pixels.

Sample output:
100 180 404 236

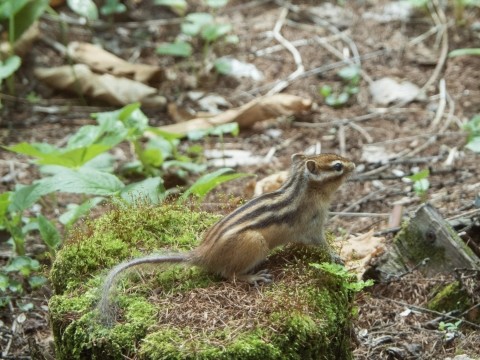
1 0 479 359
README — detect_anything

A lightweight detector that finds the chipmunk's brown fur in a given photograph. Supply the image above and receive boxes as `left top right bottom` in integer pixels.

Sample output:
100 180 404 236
98 153 355 324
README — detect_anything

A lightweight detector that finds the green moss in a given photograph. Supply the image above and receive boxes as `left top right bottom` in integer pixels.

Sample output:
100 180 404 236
394 222 446 266
428 281 472 313
49 204 354 359
50 204 219 294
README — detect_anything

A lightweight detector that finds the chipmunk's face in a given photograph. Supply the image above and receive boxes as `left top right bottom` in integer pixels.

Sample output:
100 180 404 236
292 153 355 184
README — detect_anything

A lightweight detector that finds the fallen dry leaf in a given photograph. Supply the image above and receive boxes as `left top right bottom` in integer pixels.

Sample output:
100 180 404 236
156 94 312 135
369 77 422 105
67 42 162 83
340 230 386 277
0 22 39 57
254 171 288 196
34 64 166 107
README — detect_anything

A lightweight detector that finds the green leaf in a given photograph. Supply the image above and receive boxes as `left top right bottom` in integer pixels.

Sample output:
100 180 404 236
210 122 239 137
67 125 104 148
448 48 480 57
9 183 51 212
0 192 11 221
37 214 61 252
28 275 47 289
140 148 164 167
465 137 480 152
155 0 187 6
147 127 184 141
156 41 193 57
201 23 232 42
319 84 332 97
39 145 112 167
7 0 49 42
0 0 30 19
463 114 480 140
181 12 213 36
154 0 187 15
214 58 232 75
120 177 165 204
5 256 39 276
181 168 251 200
18 302 34 311
67 0 98 20
205 0 228 8
4 142 57 158
100 0 126 16
413 178 429 194
119 105 149 140
163 160 207 174
406 169 429 182
4 142 111 167
38 168 124 196
338 65 360 81
59 197 104 226
0 273 9 292
0 55 21 80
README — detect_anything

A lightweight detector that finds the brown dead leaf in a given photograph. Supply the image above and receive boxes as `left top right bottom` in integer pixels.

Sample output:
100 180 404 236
340 230 386 277
254 171 288 196
0 22 39 57
67 42 162 83
34 64 166 107
156 94 312 135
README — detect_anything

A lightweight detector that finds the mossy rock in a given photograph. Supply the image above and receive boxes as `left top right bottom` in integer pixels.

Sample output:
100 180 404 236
49 204 355 359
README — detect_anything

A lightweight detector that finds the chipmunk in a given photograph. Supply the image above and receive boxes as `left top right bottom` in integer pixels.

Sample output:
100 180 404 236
98 153 355 324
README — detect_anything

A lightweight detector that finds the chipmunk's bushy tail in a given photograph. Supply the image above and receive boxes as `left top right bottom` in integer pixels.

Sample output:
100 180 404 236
97 254 188 326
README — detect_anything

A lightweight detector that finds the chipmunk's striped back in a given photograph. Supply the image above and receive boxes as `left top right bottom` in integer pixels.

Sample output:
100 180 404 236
199 153 355 249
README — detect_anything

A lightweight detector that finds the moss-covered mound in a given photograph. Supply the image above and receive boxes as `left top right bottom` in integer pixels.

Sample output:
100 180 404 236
49 204 355 359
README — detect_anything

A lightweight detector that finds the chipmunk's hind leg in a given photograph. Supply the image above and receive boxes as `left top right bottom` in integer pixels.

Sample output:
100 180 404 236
224 230 272 285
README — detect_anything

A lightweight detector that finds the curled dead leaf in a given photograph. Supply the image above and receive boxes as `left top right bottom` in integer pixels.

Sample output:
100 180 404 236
0 22 40 57
156 94 312 136
34 64 166 107
254 171 288 196
67 42 162 83
340 230 386 277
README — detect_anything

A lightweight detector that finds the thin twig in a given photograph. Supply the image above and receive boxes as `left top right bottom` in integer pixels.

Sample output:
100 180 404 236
419 0 449 95
430 78 447 129
255 32 345 56
349 122 373 143
267 8 305 95
379 296 480 331
314 35 373 84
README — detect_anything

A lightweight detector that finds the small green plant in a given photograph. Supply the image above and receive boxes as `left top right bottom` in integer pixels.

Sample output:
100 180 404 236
463 114 480 152
1 102 248 300
310 262 374 292
438 319 462 332
0 0 49 96
406 169 430 199
156 0 235 64
0 255 47 307
320 65 360 108
67 0 99 20
100 0 126 17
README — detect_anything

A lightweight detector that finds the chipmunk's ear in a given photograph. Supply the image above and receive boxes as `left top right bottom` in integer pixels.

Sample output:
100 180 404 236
305 160 319 174
291 153 306 164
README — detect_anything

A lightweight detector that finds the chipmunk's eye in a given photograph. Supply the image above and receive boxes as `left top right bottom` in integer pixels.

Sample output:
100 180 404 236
333 162 343 172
